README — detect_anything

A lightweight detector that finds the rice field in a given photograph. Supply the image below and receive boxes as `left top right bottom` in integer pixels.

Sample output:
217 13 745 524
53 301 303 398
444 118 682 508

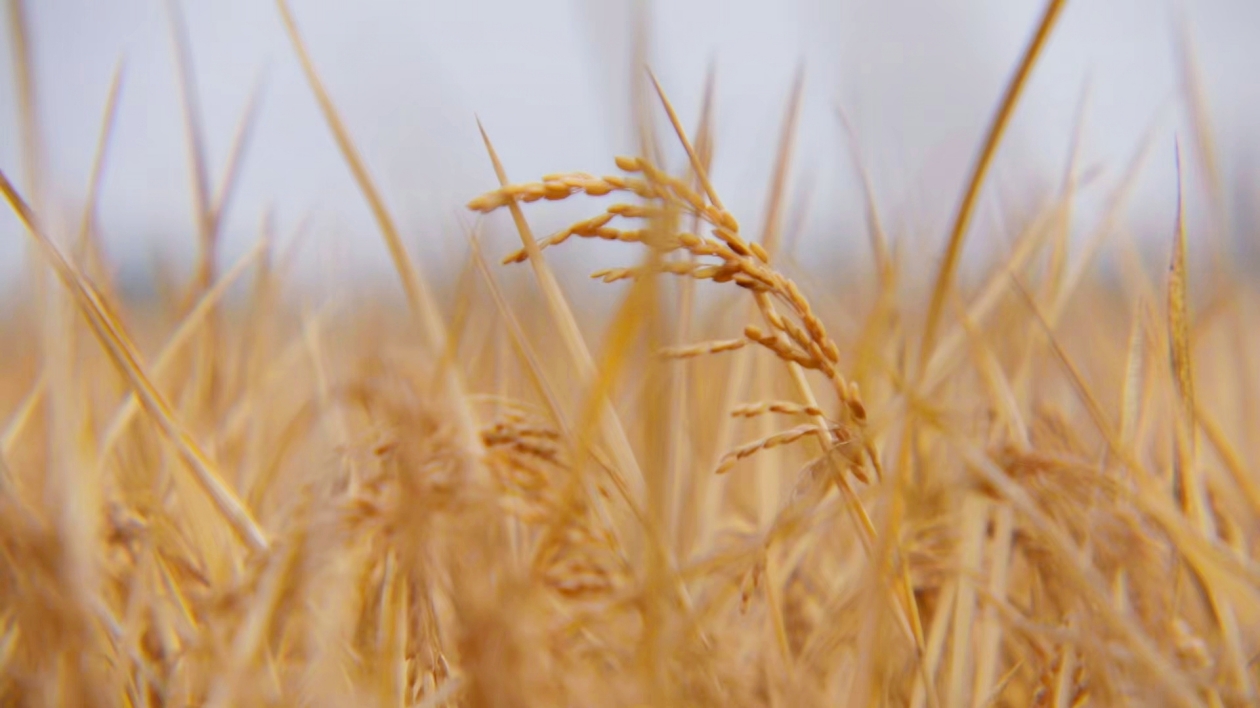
1 0 1258 705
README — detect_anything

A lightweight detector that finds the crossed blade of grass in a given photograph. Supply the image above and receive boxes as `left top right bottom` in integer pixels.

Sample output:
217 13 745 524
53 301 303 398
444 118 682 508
0 169 269 554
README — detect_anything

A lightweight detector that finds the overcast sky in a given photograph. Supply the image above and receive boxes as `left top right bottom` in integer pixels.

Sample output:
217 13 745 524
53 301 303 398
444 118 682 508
1 0 1257 293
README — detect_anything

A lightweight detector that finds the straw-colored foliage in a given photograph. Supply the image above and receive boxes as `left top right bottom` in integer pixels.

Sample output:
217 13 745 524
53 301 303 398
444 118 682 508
1 0 1258 705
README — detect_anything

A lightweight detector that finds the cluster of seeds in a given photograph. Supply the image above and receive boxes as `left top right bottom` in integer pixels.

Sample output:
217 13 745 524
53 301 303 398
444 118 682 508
479 409 630 600
480 409 565 523
469 154 869 478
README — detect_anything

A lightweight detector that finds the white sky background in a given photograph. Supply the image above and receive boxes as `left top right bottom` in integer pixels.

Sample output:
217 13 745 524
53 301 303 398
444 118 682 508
0 0 1257 297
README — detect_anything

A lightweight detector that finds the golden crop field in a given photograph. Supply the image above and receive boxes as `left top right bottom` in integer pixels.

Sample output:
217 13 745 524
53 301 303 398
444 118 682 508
1 0 1258 706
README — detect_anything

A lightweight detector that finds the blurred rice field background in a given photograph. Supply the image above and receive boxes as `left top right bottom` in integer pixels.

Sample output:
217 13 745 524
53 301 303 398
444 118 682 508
1 1 1259 706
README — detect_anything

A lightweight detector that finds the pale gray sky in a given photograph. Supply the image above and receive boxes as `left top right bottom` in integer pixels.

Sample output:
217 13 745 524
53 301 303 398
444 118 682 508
1 0 1257 293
